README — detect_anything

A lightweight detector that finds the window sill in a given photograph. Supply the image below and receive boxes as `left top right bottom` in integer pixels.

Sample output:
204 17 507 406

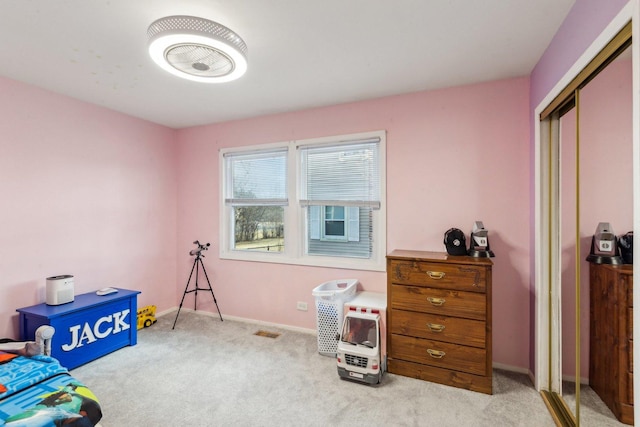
219 250 386 272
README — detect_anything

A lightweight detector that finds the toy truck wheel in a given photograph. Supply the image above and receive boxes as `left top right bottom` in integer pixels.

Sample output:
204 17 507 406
144 319 152 327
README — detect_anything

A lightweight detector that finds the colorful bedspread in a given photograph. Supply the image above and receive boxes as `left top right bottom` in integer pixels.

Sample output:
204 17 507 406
0 354 101 426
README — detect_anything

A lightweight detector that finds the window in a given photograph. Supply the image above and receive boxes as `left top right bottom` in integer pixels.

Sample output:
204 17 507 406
220 131 386 271
224 148 286 252
323 206 346 239
310 205 361 242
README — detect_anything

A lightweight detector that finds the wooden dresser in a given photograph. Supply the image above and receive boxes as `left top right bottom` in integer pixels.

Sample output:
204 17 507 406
387 250 493 394
589 263 633 425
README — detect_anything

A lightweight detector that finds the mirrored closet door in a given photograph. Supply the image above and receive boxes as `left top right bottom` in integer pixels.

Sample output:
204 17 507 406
539 23 632 427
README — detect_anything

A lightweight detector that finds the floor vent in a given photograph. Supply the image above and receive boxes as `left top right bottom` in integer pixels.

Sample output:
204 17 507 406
254 330 280 339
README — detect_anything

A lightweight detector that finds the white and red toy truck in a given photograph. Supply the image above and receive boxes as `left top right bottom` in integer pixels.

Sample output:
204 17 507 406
336 292 386 384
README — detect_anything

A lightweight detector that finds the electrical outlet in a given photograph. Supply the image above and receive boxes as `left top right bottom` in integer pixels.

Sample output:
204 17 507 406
296 301 308 311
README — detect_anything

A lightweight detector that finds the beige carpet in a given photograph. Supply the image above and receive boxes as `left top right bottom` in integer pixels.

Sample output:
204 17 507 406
70 310 622 426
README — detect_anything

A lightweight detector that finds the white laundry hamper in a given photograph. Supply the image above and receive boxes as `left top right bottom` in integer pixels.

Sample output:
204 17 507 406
312 279 358 356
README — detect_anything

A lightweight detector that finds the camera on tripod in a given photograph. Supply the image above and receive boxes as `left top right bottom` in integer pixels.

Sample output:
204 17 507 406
189 240 210 257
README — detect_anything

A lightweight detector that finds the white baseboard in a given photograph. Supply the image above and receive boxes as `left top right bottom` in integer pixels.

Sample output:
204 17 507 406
491 361 536 383
155 307 179 318
161 308 537 376
561 373 589 385
492 361 529 374
158 307 317 335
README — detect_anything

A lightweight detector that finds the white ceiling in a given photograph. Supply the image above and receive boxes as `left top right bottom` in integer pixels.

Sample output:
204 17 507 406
0 1 575 129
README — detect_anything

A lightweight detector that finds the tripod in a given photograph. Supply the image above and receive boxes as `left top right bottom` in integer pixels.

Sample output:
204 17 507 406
173 252 223 329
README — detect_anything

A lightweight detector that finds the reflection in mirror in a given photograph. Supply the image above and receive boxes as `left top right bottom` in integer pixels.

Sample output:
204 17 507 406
557 44 632 424
559 104 577 417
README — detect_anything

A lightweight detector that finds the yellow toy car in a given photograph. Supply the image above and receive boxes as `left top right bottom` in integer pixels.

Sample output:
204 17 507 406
137 305 157 330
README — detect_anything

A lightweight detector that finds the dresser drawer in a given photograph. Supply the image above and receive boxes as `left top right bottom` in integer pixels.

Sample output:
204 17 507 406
390 334 487 376
390 309 486 348
387 358 492 394
389 260 487 293
390 284 486 321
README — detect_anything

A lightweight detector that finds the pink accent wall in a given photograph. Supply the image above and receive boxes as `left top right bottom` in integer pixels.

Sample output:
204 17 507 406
0 77 178 339
176 77 532 369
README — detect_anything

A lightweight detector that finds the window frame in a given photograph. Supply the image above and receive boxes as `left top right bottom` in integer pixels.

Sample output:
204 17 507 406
219 131 386 272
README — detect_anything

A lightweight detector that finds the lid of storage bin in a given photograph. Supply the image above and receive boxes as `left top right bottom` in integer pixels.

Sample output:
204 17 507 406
312 279 359 296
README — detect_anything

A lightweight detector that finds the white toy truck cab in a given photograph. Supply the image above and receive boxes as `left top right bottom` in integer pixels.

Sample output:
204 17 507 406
336 292 387 385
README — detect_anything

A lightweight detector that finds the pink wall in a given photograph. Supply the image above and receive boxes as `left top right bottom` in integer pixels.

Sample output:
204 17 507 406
0 77 178 339
176 77 532 369
0 64 532 370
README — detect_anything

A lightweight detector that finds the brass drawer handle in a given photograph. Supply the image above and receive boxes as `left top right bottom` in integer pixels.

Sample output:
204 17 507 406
427 271 445 279
427 323 445 333
427 297 446 306
427 349 446 359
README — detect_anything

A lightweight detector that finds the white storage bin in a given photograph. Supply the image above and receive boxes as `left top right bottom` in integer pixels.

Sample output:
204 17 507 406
312 279 359 356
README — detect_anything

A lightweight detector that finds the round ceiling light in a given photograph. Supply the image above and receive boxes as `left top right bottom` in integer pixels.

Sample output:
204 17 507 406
147 15 248 83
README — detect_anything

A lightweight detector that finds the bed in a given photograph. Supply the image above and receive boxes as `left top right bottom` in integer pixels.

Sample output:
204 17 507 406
0 328 102 427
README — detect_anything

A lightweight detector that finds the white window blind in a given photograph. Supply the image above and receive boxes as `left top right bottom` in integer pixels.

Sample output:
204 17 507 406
299 138 380 209
224 148 288 206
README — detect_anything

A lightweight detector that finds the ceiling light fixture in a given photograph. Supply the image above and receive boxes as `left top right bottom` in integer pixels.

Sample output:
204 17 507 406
147 15 248 83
